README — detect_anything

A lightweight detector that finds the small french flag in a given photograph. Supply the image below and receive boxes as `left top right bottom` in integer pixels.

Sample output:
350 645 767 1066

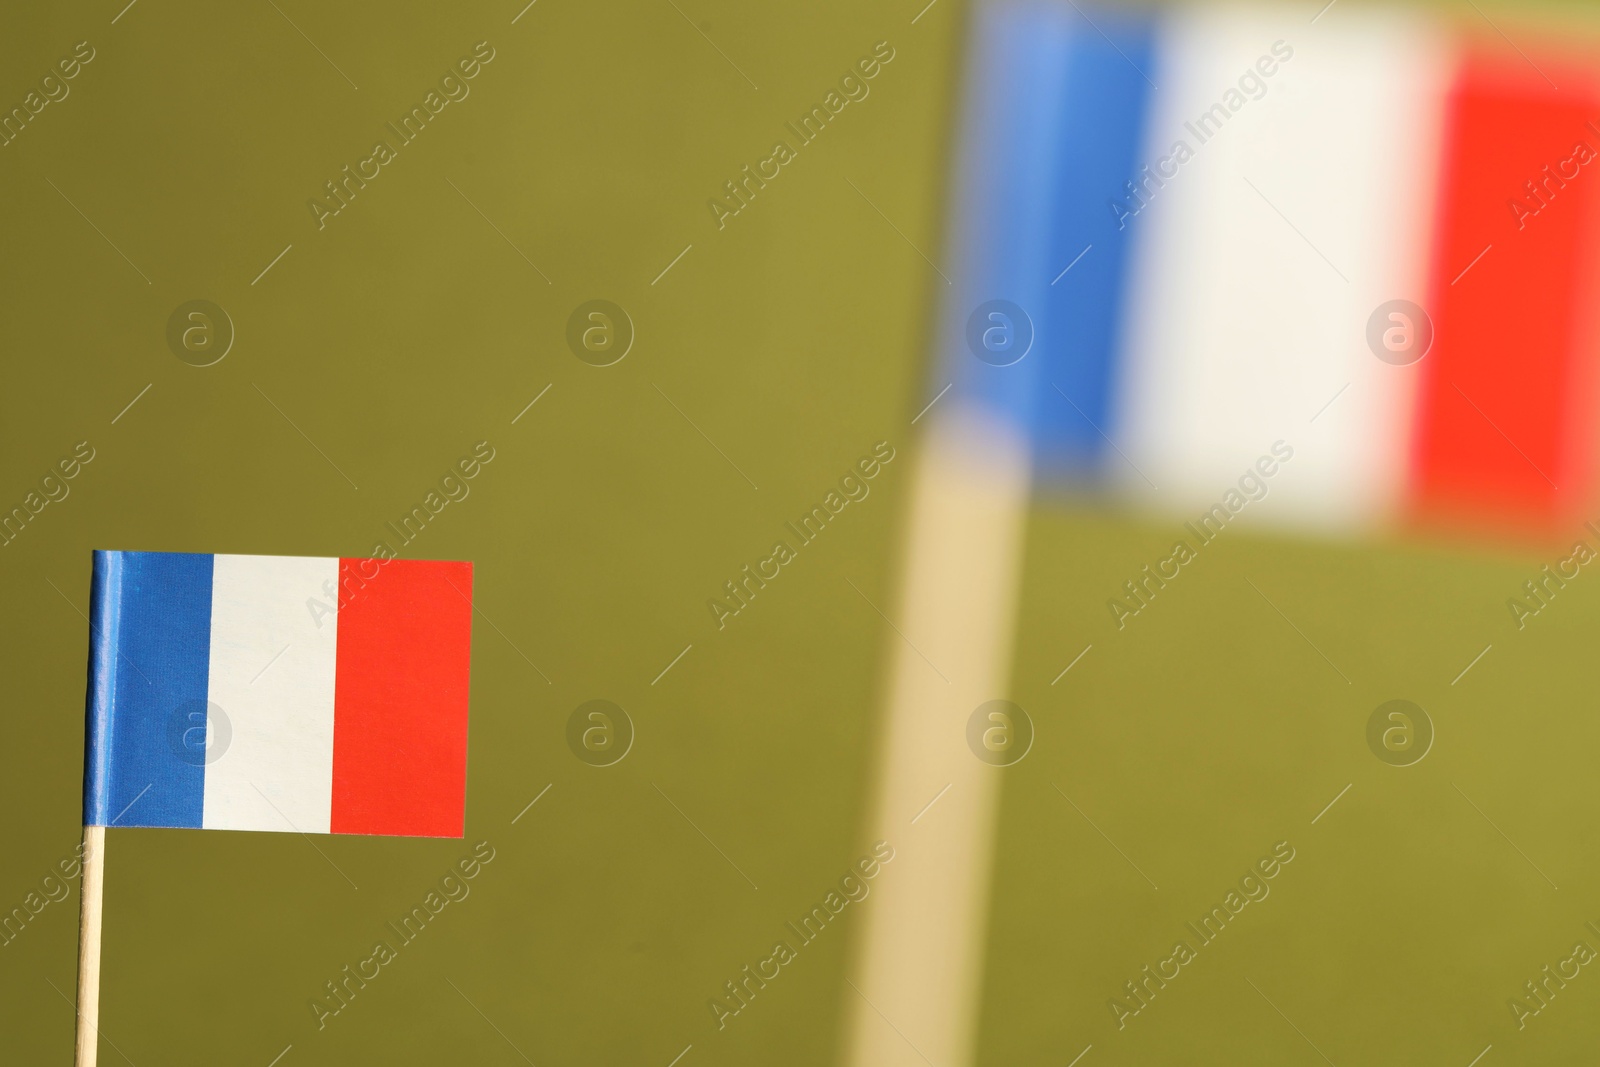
82 551 474 838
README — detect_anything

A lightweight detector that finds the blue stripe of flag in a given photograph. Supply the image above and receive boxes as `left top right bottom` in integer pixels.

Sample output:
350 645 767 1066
1033 12 1156 480
83 551 213 828
935 3 1156 481
938 3 1073 434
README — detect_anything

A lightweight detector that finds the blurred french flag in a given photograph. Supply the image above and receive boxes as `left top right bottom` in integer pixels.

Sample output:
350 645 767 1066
846 6 1600 1066
931 1 1600 540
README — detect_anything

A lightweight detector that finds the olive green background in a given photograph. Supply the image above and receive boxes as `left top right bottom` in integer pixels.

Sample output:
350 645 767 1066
980 506 1600 1066
1 1 1596 1064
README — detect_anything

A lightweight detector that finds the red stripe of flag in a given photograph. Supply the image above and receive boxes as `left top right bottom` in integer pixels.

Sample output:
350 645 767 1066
331 558 473 838
1411 48 1600 536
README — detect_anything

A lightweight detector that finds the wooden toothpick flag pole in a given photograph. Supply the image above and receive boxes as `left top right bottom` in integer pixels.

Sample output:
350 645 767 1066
76 550 475 1062
74 825 105 1067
